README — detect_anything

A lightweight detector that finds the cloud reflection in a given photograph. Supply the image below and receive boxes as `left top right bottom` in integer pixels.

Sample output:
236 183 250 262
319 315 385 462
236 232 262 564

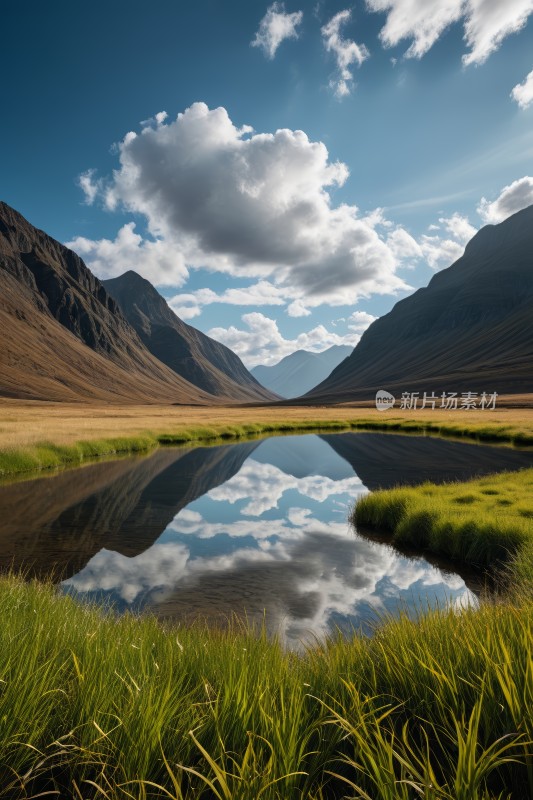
65 508 475 646
207 459 365 515
63 434 477 647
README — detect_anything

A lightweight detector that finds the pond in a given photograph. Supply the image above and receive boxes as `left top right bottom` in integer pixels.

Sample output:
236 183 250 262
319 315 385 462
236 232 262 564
1 432 532 647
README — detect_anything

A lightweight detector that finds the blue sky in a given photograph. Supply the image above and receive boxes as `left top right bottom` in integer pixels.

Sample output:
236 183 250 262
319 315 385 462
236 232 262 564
1 0 532 366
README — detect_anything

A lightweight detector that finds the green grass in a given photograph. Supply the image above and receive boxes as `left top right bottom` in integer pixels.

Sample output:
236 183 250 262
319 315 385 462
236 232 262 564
0 435 156 477
1 415 532 480
0 573 531 799
2 423 533 796
0 421 351 479
353 468 533 584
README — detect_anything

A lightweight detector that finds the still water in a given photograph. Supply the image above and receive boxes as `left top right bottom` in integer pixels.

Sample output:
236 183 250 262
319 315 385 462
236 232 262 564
1 432 532 646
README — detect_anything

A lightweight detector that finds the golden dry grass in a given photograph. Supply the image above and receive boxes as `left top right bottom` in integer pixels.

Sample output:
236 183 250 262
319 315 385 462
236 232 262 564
0 398 533 450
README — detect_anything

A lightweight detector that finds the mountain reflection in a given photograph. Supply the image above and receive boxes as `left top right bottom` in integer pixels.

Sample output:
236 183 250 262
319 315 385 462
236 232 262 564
2 432 532 646
0 441 258 578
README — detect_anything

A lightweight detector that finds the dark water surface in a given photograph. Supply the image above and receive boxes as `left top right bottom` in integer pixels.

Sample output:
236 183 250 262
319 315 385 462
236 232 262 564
1 432 532 646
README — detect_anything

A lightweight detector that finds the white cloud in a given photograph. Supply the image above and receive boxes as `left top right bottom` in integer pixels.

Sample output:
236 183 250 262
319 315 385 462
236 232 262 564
208 311 360 367
439 212 477 244
462 0 533 66
287 299 311 317
419 234 465 270
251 2 303 59
416 213 477 270
366 0 463 58
386 227 423 260
65 223 188 286
76 102 410 308
78 169 101 205
477 176 533 223
511 68 533 109
347 310 378 331
321 9 369 98
366 0 533 65
168 280 287 319
140 110 169 127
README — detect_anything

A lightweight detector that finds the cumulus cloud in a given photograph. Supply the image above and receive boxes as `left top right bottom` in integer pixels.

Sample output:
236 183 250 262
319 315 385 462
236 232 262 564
511 68 533 108
321 9 369 97
477 176 533 223
347 310 378 332
208 311 360 367
251 2 303 58
168 280 287 320
287 299 311 317
386 227 423 260
75 102 410 308
419 235 465 270
416 213 477 270
65 223 188 286
440 212 477 244
366 0 533 65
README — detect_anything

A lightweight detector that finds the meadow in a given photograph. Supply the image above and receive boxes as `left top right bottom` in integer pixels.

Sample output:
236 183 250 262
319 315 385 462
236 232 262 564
1 400 533 478
0 573 531 799
1 401 532 798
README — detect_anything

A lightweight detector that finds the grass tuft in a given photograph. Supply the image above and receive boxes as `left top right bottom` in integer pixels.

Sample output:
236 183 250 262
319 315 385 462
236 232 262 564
0 575 530 798
354 468 533 581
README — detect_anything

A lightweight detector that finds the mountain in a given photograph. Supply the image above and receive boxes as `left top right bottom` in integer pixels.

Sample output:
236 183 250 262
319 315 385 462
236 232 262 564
102 271 276 402
251 345 353 398
0 202 257 403
304 206 533 403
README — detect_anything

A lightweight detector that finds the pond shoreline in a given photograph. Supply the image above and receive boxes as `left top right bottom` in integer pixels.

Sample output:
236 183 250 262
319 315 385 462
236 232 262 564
2 409 533 480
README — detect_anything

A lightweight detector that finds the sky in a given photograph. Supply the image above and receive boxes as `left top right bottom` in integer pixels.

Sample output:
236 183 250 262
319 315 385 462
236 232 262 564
1 0 533 367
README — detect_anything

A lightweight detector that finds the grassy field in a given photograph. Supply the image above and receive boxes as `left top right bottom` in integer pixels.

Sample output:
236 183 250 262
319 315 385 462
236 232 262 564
353 468 533 585
1 401 532 797
1 400 533 478
0 573 531 799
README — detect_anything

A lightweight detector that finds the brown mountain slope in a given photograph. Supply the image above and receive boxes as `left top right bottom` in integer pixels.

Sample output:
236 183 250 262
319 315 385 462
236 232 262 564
0 201 221 403
304 205 533 403
103 271 276 402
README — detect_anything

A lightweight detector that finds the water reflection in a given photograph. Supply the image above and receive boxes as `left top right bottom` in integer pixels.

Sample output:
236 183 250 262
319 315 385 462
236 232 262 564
1 433 532 646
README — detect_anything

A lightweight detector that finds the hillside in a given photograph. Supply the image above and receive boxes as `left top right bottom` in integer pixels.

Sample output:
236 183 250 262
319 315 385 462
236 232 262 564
103 271 276 402
252 345 352 398
1 202 240 404
305 205 533 403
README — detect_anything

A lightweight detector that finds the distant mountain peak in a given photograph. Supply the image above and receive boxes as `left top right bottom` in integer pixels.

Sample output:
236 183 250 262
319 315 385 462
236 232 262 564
252 345 352 398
